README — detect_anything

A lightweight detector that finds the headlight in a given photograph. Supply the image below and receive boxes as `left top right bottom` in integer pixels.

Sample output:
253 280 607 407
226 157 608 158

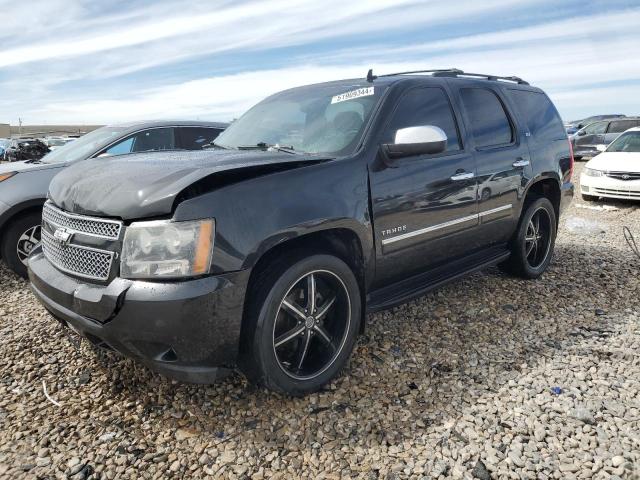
0 172 16 182
121 219 215 279
584 168 603 177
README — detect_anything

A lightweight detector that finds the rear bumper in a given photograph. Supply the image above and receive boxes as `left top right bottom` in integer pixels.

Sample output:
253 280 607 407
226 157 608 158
28 247 250 383
573 147 599 158
560 181 574 214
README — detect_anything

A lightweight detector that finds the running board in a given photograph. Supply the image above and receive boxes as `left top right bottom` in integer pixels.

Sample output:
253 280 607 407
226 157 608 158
366 248 510 313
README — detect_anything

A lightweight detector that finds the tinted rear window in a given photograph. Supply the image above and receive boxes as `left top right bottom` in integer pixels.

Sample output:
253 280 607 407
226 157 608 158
507 89 565 141
460 88 513 148
178 127 223 150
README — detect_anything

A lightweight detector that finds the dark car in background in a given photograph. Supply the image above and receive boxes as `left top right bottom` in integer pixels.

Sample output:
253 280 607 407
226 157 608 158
0 120 227 277
4 138 50 162
570 114 626 130
572 117 640 159
28 69 573 395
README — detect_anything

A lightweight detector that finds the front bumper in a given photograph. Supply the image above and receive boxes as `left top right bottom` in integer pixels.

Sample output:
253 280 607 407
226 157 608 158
28 247 250 383
580 174 640 200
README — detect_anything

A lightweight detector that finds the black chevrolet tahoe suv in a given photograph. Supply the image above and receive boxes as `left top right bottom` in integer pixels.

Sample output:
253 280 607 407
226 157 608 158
28 69 574 396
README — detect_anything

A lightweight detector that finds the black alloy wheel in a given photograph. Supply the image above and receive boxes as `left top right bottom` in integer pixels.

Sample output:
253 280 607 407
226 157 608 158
241 254 361 396
272 270 351 380
524 207 552 270
499 196 557 279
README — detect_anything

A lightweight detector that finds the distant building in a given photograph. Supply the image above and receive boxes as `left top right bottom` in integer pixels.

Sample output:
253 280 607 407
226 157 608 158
0 124 10 138
9 125 103 138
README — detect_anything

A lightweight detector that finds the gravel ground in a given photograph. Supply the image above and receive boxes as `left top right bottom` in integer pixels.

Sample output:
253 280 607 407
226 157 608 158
0 162 639 479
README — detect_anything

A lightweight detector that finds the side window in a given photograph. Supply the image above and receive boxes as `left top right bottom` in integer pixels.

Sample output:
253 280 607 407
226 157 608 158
104 137 134 155
178 127 223 150
583 122 607 135
507 89 565 141
384 87 461 151
460 88 513 148
608 120 637 134
103 128 175 156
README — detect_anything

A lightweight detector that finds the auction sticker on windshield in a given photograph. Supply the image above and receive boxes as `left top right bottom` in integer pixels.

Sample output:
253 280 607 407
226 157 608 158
331 87 374 104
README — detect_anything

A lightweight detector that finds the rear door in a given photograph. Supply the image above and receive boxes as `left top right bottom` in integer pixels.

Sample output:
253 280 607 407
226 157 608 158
604 119 639 145
369 85 477 285
453 84 529 248
176 127 224 150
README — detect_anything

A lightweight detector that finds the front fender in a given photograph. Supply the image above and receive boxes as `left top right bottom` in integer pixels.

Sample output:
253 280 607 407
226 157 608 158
173 157 374 276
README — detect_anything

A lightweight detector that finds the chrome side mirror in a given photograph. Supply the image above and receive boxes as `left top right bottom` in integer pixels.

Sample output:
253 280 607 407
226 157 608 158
382 125 448 160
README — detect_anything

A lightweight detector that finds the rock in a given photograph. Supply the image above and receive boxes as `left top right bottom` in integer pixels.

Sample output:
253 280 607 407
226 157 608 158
508 452 525 468
571 408 596 425
175 428 198 441
611 456 624 467
471 459 491 480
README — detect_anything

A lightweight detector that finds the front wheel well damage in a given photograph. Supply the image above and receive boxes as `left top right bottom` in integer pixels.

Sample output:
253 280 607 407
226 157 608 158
240 229 367 351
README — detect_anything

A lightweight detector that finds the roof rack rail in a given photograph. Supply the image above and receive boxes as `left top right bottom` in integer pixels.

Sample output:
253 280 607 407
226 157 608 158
366 68 529 85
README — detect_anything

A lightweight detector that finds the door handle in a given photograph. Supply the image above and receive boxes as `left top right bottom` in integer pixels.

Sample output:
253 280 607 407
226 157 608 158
513 159 530 168
450 172 475 181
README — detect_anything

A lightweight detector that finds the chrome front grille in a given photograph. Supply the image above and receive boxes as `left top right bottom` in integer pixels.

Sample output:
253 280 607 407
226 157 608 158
605 171 640 181
43 202 122 239
41 202 122 281
41 230 114 280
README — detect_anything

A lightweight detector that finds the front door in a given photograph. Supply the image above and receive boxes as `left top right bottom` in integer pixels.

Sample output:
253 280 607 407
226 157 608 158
369 86 477 286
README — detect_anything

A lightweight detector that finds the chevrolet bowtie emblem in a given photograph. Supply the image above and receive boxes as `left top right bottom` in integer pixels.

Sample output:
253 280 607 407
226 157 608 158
53 227 73 245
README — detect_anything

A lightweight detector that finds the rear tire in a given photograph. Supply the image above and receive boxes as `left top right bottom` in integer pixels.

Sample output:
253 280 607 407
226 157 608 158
581 193 597 202
500 197 556 279
1 210 42 279
240 253 361 396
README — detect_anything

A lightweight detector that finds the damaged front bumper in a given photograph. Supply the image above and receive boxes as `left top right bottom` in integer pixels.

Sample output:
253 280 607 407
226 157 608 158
28 246 250 383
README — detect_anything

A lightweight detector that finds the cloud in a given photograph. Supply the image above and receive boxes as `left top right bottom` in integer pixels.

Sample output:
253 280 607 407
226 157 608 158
0 0 639 123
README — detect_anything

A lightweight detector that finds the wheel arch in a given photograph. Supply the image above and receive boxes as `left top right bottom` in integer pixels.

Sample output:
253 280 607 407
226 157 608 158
0 199 46 255
241 227 368 340
522 175 561 226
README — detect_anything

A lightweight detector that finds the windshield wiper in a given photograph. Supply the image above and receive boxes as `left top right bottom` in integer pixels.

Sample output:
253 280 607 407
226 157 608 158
237 142 299 154
201 141 229 150
25 159 43 164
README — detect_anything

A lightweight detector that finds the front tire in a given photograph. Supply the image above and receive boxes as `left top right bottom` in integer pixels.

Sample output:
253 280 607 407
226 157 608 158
240 254 361 396
500 197 557 279
1 210 42 279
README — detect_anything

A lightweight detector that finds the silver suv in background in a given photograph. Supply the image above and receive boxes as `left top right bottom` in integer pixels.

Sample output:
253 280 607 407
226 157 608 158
572 117 640 160
0 120 227 278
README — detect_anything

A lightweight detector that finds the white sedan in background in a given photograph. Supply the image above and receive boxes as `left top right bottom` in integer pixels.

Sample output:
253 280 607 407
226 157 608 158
580 127 640 201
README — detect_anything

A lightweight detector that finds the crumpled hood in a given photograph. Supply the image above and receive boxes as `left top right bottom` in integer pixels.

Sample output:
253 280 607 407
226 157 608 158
48 149 328 219
585 152 640 173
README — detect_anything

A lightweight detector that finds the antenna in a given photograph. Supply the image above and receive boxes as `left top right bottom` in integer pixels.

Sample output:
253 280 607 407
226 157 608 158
366 69 377 83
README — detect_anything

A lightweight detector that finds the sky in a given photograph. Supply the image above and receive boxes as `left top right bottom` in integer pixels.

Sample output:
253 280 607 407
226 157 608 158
0 0 639 125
